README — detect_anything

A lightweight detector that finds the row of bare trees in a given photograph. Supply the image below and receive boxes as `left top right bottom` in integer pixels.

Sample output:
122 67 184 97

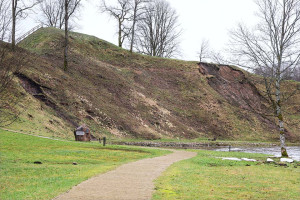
0 0 11 41
39 0 65 29
1 0 181 68
39 0 81 30
0 0 81 71
0 0 40 48
254 66 300 82
11 0 41 50
100 0 181 58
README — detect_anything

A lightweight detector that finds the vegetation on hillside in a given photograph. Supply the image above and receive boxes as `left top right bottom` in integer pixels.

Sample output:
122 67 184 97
1 27 294 142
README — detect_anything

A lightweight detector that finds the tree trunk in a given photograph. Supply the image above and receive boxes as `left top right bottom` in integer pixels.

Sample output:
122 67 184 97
118 20 122 47
64 0 68 71
275 77 288 157
130 20 136 53
130 9 137 53
12 0 16 51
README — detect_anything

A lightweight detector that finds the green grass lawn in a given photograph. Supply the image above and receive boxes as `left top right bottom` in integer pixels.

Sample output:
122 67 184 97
0 130 169 200
153 150 300 200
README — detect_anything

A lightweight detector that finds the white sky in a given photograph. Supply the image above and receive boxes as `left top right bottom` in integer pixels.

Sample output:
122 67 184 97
22 0 259 61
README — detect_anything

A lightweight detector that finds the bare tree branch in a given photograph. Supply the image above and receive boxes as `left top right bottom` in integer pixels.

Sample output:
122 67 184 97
38 0 65 29
11 0 41 50
135 0 181 58
128 0 149 53
197 39 210 62
0 0 11 41
100 0 131 48
63 0 82 71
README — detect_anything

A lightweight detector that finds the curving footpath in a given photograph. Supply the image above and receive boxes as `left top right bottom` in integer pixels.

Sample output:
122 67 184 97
54 150 196 200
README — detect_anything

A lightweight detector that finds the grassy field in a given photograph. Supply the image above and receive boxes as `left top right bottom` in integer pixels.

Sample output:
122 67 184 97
153 150 300 200
0 130 169 200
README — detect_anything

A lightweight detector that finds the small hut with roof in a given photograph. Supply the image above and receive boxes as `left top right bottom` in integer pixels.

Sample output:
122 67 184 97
74 124 91 141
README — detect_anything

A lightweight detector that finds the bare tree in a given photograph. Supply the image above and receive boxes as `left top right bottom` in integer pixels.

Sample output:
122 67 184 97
39 0 80 30
230 0 300 157
128 0 149 53
100 0 131 48
136 0 181 58
11 0 41 51
0 0 11 41
254 64 300 82
63 0 82 71
197 39 210 62
292 66 300 81
39 0 65 29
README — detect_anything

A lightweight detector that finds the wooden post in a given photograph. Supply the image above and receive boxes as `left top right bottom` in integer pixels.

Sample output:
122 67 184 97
103 137 106 146
229 145 231 152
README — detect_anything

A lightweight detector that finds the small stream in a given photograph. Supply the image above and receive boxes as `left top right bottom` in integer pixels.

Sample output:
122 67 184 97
113 141 300 161
214 146 300 161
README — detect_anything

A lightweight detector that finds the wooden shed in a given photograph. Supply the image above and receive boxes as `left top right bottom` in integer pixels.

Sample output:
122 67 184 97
74 125 91 142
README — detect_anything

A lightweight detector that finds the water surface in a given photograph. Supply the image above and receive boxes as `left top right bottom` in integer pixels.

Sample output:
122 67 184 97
214 146 300 161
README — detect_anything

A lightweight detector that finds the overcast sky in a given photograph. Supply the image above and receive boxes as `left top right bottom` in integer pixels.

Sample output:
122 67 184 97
23 0 259 61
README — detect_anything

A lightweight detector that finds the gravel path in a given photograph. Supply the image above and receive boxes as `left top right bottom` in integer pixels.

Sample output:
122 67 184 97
54 150 196 200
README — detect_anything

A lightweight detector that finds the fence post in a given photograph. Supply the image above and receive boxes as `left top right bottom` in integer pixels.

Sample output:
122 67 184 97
103 137 106 146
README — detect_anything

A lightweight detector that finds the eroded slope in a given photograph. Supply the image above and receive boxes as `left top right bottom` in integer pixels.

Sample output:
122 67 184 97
9 27 299 141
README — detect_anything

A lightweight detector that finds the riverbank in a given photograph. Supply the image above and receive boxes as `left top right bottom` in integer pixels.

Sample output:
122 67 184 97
112 141 300 161
112 140 300 148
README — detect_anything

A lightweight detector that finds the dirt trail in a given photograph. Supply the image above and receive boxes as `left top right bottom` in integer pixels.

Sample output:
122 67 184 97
54 150 196 200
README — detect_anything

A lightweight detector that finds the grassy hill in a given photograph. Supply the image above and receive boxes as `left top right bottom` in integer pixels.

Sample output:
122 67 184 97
3 27 299 141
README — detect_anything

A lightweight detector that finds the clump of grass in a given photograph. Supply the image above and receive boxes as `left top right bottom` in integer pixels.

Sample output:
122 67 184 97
153 150 300 200
0 130 169 200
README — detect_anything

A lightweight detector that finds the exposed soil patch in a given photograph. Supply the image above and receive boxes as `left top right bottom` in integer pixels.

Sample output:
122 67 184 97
16 73 55 106
16 73 78 126
199 63 266 111
199 63 281 133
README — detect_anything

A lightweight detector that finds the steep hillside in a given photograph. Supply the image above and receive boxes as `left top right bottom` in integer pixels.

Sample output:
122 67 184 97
4 27 299 141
